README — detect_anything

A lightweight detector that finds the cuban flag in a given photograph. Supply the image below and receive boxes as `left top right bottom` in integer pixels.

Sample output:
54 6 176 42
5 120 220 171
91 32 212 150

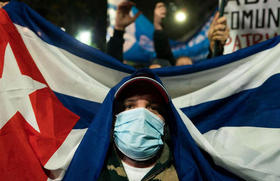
1 1 280 181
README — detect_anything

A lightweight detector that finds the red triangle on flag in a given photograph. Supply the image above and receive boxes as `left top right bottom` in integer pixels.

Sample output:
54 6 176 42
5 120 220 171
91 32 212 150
0 8 80 180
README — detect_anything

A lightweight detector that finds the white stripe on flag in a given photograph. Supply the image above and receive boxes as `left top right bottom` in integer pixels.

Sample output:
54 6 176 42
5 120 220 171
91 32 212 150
170 43 280 108
204 127 280 180
176 107 280 181
16 25 129 103
45 129 87 181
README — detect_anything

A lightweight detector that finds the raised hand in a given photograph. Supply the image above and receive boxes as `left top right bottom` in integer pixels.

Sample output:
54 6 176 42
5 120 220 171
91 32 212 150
208 12 230 53
0 1 9 8
115 1 141 31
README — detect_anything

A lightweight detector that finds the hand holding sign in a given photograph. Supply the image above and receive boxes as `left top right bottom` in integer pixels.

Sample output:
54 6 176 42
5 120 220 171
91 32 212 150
208 12 230 54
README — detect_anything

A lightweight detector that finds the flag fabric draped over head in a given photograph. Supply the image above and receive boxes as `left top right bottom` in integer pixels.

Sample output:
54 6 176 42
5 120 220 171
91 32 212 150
223 0 280 54
1 1 280 181
107 0 212 63
63 69 243 181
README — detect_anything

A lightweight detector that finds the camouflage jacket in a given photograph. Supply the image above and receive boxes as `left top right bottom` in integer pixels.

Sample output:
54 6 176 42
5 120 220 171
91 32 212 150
98 144 179 181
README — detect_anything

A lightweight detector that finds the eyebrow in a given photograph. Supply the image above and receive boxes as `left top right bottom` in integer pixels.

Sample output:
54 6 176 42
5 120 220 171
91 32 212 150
125 95 164 103
124 99 162 107
124 98 138 103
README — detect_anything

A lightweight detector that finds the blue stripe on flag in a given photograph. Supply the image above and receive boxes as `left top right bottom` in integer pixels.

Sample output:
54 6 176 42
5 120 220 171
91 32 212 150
154 35 280 76
54 92 101 129
181 73 280 134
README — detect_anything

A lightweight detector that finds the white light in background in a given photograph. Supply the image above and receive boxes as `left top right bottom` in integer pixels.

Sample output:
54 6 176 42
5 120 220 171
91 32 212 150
76 31 92 45
175 11 187 23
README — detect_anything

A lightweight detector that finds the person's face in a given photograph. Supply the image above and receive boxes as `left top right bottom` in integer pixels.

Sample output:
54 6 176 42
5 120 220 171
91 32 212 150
176 56 193 66
155 2 167 18
149 64 162 69
122 94 165 122
157 2 166 11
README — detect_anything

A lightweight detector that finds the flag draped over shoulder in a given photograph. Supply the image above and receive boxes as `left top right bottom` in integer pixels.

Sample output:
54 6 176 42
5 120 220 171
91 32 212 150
63 69 243 181
1 1 280 181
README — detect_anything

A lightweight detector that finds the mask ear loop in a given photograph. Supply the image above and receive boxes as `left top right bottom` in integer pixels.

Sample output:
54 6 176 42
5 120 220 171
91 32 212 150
111 113 118 146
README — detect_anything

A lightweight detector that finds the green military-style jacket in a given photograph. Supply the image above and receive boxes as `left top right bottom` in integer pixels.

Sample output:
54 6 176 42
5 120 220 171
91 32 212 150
98 144 179 181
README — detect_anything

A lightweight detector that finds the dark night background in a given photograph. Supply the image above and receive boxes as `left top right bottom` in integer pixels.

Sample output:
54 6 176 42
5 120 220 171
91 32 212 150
10 0 218 51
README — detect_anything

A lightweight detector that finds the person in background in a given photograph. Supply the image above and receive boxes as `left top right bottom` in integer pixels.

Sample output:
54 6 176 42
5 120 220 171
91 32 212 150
107 1 141 62
148 58 172 69
107 1 229 69
152 2 229 68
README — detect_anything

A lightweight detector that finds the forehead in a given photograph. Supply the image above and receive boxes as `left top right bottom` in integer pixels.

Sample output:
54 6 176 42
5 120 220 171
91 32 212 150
116 81 166 102
177 56 191 61
156 2 166 7
124 94 162 104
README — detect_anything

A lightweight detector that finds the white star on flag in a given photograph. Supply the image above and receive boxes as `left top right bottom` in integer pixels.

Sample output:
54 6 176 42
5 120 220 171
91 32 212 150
0 44 46 132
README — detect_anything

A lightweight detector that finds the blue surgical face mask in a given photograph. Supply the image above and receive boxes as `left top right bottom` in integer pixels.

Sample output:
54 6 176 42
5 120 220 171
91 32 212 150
114 108 165 161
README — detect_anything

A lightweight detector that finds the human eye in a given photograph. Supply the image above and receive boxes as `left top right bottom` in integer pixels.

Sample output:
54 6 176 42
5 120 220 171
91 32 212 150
146 104 160 114
124 103 134 110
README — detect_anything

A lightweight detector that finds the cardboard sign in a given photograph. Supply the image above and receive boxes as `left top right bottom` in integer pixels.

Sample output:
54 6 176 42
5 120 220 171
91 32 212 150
224 0 280 54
